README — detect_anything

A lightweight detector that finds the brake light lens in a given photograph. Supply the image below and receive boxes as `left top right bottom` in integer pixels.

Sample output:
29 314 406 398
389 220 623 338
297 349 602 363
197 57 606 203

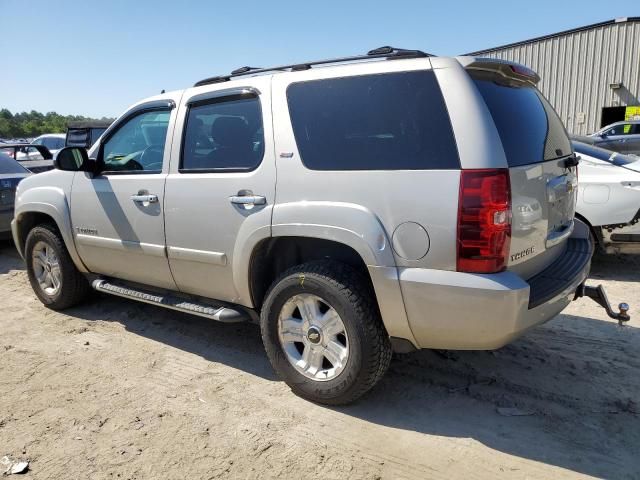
509 64 536 78
457 169 511 273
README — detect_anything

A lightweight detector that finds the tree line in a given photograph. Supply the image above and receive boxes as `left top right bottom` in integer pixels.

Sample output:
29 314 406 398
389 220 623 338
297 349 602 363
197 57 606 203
0 109 114 139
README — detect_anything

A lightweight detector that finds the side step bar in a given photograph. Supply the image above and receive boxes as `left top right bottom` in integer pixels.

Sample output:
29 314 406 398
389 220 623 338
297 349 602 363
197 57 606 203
92 279 251 323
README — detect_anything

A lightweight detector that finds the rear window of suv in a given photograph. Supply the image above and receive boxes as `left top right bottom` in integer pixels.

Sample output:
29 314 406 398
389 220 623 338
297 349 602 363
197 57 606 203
471 71 572 167
287 70 460 170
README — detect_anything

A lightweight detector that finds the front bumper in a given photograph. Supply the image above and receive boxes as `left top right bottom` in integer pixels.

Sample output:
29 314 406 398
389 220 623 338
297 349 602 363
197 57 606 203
397 224 592 350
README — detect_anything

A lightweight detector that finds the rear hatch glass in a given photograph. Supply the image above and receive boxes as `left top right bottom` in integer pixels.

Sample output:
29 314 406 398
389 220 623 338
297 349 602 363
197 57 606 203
472 71 572 166
471 71 576 279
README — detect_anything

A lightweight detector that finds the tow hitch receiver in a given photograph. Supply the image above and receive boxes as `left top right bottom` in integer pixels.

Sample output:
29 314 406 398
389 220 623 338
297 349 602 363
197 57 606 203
575 284 631 326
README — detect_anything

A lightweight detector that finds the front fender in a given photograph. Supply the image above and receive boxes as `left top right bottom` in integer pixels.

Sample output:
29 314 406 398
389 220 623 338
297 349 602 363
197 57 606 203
14 180 87 273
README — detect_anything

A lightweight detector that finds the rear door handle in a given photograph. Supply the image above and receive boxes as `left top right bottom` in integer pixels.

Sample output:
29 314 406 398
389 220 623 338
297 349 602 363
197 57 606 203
131 193 158 203
229 192 266 206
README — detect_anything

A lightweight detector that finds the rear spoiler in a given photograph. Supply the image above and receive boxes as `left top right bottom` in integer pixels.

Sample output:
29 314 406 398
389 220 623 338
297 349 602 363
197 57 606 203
456 56 541 85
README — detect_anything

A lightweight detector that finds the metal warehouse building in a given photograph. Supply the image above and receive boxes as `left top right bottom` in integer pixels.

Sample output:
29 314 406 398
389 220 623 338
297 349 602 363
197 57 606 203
468 17 640 135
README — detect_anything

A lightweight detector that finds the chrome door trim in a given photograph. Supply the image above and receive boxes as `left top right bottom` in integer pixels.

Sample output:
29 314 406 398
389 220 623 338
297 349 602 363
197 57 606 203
167 246 227 266
75 234 166 257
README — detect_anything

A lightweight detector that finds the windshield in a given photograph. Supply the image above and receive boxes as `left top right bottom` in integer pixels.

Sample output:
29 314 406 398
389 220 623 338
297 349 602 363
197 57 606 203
471 71 572 167
0 152 29 174
572 141 636 167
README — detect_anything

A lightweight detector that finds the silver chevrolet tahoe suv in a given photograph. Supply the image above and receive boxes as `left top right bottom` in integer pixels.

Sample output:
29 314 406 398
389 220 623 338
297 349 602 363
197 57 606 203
12 47 623 405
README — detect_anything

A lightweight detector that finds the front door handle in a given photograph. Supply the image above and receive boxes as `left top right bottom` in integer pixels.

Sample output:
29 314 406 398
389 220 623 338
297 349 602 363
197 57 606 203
131 193 158 204
229 190 266 206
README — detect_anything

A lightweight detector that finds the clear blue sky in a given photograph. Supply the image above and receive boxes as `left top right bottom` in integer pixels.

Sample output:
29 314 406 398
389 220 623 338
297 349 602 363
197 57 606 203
1 0 637 118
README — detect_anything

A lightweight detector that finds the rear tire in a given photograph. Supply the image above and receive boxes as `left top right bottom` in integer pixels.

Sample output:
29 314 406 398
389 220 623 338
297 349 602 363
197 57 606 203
25 224 90 310
260 260 392 405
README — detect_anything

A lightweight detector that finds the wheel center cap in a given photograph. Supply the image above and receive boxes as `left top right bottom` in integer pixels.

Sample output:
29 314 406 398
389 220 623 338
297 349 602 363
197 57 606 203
307 326 322 344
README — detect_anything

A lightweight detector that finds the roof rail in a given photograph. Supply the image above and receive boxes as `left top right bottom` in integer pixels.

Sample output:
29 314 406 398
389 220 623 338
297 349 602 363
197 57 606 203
194 46 432 87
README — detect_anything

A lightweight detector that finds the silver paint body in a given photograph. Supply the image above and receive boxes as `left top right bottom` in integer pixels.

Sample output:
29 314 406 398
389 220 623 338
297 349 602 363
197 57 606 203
12 55 587 350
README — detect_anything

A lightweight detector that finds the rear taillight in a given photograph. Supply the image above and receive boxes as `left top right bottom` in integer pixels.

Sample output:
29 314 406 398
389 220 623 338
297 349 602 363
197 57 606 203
457 169 511 273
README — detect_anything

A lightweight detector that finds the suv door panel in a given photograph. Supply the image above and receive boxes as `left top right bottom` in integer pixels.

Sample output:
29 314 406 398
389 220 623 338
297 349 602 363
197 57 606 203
164 78 275 304
71 96 181 289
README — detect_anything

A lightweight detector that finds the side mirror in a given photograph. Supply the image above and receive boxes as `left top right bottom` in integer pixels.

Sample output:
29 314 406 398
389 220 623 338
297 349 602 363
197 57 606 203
54 147 95 173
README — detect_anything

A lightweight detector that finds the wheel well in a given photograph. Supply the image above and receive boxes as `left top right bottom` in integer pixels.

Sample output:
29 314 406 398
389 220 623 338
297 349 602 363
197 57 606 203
16 212 59 252
249 237 370 310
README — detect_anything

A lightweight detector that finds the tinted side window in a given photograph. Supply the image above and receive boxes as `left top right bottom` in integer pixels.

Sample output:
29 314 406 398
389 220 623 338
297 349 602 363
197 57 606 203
102 110 170 173
91 128 107 146
287 71 460 170
181 95 264 171
472 72 572 167
607 125 631 135
44 137 65 150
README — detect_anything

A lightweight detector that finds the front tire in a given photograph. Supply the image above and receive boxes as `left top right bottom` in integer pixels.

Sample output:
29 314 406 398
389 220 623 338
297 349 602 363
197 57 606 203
260 261 392 405
25 224 90 310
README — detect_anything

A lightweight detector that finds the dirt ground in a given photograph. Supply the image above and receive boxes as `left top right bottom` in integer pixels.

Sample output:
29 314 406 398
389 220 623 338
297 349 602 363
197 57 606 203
0 240 638 480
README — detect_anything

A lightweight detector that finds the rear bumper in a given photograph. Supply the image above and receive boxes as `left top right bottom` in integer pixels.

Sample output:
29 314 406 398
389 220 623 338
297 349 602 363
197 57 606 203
397 224 592 350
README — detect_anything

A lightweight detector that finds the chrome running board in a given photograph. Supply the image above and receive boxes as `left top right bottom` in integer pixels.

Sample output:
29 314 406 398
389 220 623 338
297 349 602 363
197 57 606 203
92 279 250 323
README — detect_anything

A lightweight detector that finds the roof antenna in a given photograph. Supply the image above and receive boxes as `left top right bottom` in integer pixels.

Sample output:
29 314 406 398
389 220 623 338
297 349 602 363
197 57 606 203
160 89 165 94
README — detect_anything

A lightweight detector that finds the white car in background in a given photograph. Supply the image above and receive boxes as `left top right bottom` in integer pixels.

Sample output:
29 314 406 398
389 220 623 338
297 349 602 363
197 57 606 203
31 133 66 156
573 140 640 254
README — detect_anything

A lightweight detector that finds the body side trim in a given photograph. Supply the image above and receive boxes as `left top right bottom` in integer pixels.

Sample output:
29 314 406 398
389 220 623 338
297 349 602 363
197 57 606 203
167 246 227 266
76 234 166 257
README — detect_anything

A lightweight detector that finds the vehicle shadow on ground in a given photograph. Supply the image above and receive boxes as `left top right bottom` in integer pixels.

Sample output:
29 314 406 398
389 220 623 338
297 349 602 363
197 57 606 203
66 292 279 382
337 313 640 479
590 252 640 282
0 240 23 274
65 290 639 479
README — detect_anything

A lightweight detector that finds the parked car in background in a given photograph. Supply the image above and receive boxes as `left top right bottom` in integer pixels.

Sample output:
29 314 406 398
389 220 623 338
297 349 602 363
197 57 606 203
573 140 640 254
0 151 31 239
66 120 111 148
585 120 640 156
32 133 66 156
0 143 54 173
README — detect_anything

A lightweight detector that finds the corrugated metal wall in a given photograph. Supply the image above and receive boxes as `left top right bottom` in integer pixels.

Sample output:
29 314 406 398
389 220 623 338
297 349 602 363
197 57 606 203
471 19 640 135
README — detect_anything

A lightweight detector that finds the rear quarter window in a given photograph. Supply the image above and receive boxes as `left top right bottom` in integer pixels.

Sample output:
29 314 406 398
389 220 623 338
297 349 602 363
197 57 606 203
286 70 460 170
471 71 572 167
